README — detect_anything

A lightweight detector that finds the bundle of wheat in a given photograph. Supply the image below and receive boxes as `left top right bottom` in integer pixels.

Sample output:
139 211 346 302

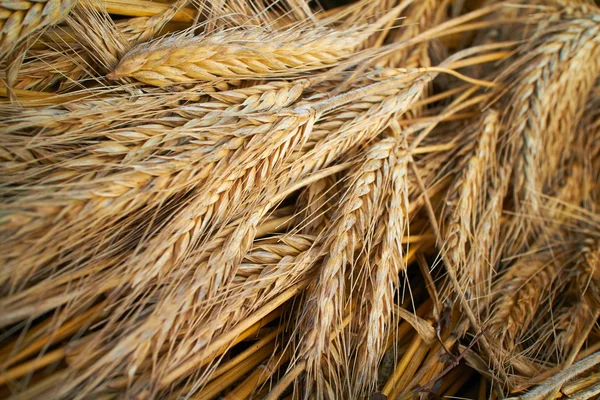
1 0 599 399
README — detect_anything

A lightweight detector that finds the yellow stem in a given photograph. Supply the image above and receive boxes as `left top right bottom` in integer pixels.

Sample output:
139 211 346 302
0 348 65 386
382 333 422 397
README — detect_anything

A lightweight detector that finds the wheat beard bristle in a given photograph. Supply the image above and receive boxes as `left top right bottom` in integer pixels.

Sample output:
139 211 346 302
295 175 339 235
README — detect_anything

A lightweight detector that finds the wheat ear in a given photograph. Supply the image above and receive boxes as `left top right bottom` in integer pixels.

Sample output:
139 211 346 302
443 111 499 300
108 3 407 86
352 142 410 396
0 0 78 61
487 255 558 357
502 5 600 251
296 137 406 397
108 26 362 86
0 80 309 288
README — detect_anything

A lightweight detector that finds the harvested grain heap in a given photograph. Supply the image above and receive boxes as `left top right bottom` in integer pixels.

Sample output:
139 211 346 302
0 0 599 398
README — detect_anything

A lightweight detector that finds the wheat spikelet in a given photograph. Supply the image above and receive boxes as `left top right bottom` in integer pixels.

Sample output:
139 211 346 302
0 0 77 61
129 234 319 396
3 1 600 398
0 207 297 397
7 49 90 91
576 238 600 309
8 12 188 92
379 0 440 68
7 2 193 92
468 162 512 311
551 301 598 363
126 0 190 44
112 73 416 299
579 78 600 202
285 71 432 182
0 80 310 288
121 107 317 290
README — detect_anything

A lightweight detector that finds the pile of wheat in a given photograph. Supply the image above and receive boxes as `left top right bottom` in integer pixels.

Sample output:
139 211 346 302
0 0 599 398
